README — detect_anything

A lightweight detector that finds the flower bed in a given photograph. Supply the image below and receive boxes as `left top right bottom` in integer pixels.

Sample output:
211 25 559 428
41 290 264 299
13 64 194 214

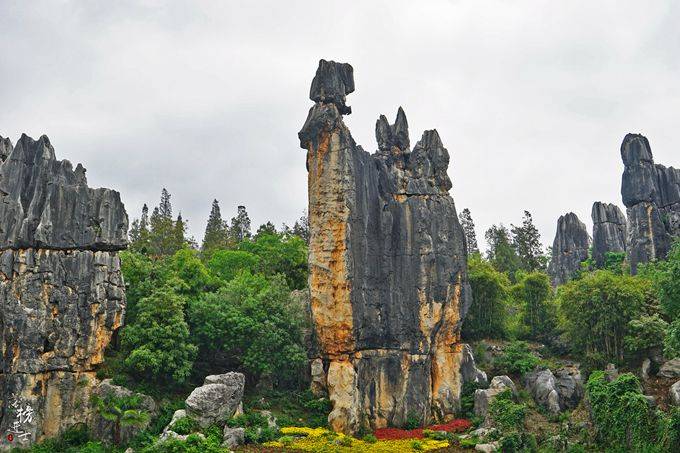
264 426 449 451
374 418 472 440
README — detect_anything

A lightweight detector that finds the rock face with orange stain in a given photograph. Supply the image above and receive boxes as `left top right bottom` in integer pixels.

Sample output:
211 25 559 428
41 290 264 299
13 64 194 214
299 60 478 433
0 134 127 448
620 133 680 273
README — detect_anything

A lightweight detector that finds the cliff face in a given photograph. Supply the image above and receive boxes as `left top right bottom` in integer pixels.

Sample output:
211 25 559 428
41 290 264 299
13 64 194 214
621 134 680 273
0 134 127 448
299 60 473 433
548 213 590 286
591 202 627 268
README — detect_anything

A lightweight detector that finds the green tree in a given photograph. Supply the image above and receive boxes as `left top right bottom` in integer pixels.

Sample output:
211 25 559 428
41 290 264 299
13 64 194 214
624 313 668 361
168 248 213 298
202 199 230 257
664 319 680 358
463 254 509 340
485 224 521 281
511 211 546 272
256 222 277 237
558 271 654 364
239 232 308 290
91 392 149 446
230 205 252 243
510 271 555 340
459 208 479 255
188 272 306 385
122 287 197 384
207 250 259 284
129 204 151 254
640 238 680 320
148 189 182 256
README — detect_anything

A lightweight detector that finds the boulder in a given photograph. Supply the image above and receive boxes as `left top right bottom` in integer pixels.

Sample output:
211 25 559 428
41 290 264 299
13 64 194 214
641 358 652 381
659 359 680 379
523 368 561 415
475 441 500 452
670 381 680 406
222 426 245 449
547 213 590 286
310 358 327 397
554 366 584 410
460 344 488 386
185 373 245 428
604 363 619 382
300 60 472 432
474 376 517 419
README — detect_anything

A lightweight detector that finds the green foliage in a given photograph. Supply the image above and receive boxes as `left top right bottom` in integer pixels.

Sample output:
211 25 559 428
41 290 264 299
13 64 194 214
170 416 200 435
485 224 522 281
463 254 510 340
639 238 680 319
188 272 305 384
404 412 421 429
664 319 680 358
121 287 197 385
91 392 150 446
227 411 278 443
489 390 526 431
499 432 537 453
510 271 556 341
239 232 308 290
493 341 541 375
586 371 663 451
460 381 485 419
201 199 230 257
362 433 378 443
510 210 547 272
624 313 668 360
243 389 330 428
145 432 223 453
459 208 479 254
207 250 259 283
558 270 654 363
603 251 626 274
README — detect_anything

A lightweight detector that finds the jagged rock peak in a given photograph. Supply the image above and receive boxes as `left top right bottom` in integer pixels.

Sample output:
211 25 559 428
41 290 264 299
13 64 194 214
548 212 590 286
0 133 128 251
309 59 355 114
621 133 653 166
0 135 12 162
591 202 627 268
376 106 410 152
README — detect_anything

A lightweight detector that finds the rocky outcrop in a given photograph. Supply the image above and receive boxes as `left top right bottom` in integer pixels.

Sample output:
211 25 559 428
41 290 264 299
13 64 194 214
473 376 517 420
591 202 627 268
185 372 245 428
621 134 680 273
300 60 472 433
0 134 127 448
659 358 680 379
670 381 680 406
523 366 583 415
554 366 584 410
548 213 590 286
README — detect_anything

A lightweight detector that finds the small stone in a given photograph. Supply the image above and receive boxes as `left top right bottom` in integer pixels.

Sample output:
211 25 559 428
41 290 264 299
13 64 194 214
222 426 245 449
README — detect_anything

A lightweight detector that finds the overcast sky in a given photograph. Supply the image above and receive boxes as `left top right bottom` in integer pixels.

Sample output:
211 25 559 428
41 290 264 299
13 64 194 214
1 1 679 251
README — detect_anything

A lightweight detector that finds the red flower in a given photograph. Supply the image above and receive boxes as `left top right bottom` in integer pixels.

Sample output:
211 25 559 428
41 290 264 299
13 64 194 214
6 434 14 442
373 419 471 440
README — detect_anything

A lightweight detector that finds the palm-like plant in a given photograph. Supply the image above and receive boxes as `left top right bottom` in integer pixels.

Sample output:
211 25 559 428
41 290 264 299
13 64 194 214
92 392 150 445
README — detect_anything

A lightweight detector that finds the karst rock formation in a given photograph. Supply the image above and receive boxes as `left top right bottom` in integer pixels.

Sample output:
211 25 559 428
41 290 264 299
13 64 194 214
299 60 478 433
591 201 627 268
621 133 680 273
547 213 590 286
0 134 127 447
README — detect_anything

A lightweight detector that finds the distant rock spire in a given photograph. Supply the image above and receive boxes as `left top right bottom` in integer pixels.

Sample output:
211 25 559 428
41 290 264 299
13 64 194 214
591 202 626 268
547 212 590 286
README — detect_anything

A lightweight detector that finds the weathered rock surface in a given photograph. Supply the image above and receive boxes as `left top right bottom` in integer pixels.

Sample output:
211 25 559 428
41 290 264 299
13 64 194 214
88 379 156 445
659 358 680 379
459 344 488 386
474 376 517 420
222 426 245 449
0 136 11 162
300 60 472 432
591 202 627 268
670 381 680 406
185 372 245 428
621 134 680 273
548 213 590 286
523 366 583 414
0 134 128 448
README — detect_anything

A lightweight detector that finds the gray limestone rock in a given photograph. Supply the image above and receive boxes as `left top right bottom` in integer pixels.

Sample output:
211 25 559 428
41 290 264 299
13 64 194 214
554 366 583 410
620 134 680 272
523 368 561 415
222 426 245 449
299 60 472 432
0 135 11 162
185 373 245 428
670 381 680 406
591 202 627 268
474 376 517 419
460 344 488 386
548 213 590 286
659 358 680 379
604 363 619 382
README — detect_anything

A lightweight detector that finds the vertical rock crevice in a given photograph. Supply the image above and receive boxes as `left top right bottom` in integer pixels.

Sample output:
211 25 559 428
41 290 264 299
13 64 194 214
300 60 473 433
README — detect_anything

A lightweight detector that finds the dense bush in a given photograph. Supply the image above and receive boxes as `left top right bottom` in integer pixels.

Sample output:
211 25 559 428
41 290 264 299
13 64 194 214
463 255 510 340
624 313 668 361
489 390 526 431
493 341 541 375
664 319 680 358
510 271 556 341
640 238 680 320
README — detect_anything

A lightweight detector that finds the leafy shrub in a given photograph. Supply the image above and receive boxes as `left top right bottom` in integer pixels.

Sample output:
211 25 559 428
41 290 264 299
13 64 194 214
499 432 537 452
404 412 422 429
460 381 485 418
489 390 526 431
227 411 278 444
463 255 510 340
410 440 424 450
624 313 668 360
586 371 662 450
362 433 378 443
170 416 200 435
493 341 541 375
664 319 680 358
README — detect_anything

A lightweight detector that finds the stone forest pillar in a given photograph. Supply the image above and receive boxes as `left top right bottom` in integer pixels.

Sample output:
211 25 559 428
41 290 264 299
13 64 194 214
299 60 483 433
0 134 128 448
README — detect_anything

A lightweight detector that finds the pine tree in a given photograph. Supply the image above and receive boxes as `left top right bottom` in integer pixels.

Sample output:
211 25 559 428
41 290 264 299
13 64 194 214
291 211 309 244
485 224 521 281
230 205 251 244
149 189 178 256
511 210 546 272
173 213 187 251
256 221 277 237
459 208 479 255
202 199 229 253
129 204 151 254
